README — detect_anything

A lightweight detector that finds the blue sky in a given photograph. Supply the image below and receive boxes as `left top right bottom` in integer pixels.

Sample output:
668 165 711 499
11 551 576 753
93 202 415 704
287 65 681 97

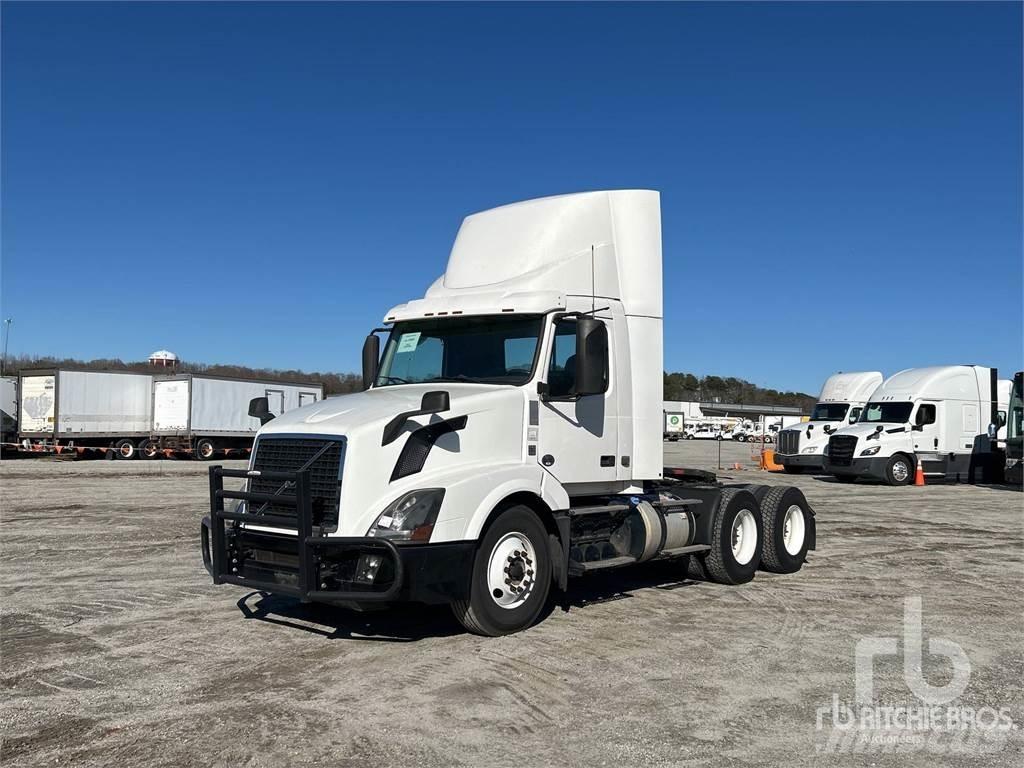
2 1 1021 393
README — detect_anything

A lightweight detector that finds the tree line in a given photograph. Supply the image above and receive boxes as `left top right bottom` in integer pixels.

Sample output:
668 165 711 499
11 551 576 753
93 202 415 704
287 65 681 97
3 355 814 409
664 372 815 412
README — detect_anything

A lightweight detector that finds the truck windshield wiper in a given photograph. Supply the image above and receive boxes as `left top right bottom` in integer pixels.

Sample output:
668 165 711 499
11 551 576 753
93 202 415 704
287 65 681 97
378 375 412 384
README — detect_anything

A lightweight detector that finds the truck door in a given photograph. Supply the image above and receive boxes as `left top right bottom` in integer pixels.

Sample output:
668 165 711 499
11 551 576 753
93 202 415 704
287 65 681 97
537 316 618 487
911 400 943 473
265 389 285 416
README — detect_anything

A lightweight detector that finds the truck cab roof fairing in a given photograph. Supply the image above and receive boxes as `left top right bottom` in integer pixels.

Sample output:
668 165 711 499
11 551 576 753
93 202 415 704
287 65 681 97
384 190 662 321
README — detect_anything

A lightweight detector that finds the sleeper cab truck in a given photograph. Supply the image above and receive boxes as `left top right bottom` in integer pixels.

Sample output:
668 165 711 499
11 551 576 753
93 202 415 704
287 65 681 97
775 371 883 474
146 374 323 460
201 190 818 636
823 365 1004 486
17 369 153 458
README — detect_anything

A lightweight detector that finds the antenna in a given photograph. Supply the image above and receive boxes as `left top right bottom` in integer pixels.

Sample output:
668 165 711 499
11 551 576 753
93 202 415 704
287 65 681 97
591 245 596 313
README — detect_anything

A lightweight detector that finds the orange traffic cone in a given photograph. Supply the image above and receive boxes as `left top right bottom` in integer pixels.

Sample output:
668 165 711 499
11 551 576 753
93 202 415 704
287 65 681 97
914 457 925 486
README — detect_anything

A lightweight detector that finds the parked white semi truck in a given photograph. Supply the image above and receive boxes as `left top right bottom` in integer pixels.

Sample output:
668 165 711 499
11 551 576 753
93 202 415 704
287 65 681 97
775 371 883 473
824 365 1004 485
202 191 817 635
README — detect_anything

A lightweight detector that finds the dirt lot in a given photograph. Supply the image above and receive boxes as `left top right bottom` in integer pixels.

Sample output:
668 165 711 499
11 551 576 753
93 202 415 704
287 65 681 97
2 441 1022 767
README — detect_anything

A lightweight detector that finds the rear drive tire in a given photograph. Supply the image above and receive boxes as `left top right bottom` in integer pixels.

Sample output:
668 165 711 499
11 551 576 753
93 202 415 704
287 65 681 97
195 438 216 461
759 486 813 573
698 488 762 585
886 454 913 486
451 504 551 636
115 439 137 460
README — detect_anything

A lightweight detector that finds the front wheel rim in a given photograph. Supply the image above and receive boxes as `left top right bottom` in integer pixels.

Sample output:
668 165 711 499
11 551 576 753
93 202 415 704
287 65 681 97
486 532 537 609
782 504 806 555
892 460 909 482
731 509 757 565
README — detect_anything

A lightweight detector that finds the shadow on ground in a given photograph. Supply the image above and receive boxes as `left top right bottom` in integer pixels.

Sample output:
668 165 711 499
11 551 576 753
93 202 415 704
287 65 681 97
235 559 704 641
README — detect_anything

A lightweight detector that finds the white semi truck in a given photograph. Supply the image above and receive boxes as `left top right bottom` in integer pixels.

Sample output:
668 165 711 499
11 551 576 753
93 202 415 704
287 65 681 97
775 371 883 473
824 365 1004 485
202 191 817 635
148 374 323 460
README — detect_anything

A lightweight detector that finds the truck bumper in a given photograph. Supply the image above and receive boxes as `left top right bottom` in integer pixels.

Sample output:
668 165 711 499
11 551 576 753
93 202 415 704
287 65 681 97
824 457 888 480
775 453 824 471
203 466 474 606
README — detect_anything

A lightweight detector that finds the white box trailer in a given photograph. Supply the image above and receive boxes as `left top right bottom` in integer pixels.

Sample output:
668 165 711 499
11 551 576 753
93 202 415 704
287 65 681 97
148 374 324 460
663 411 686 440
18 369 153 457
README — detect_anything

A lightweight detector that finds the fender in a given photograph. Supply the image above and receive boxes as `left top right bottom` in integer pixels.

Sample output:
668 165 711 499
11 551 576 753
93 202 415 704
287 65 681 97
460 464 569 541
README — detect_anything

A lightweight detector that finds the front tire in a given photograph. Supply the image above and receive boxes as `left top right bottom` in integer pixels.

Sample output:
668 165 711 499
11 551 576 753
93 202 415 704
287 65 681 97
451 504 551 636
886 454 913 486
697 488 763 585
759 486 813 573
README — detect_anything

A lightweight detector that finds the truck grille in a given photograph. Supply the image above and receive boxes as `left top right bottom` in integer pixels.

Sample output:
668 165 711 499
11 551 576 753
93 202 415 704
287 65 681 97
828 434 857 467
248 438 344 530
777 429 800 456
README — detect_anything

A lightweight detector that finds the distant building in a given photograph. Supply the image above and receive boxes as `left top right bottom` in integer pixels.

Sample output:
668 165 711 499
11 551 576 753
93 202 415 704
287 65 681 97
148 349 179 368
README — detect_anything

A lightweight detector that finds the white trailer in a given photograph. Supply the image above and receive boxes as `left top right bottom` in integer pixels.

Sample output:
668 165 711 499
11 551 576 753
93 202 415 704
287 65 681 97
663 411 686 440
824 365 1004 485
149 374 324 460
775 371 883 473
201 190 818 636
18 369 153 458
1 375 17 446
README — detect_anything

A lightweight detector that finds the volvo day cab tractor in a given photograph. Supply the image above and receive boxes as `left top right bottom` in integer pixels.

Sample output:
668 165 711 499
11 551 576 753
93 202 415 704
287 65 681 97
775 371 883 474
201 191 817 636
824 365 1003 486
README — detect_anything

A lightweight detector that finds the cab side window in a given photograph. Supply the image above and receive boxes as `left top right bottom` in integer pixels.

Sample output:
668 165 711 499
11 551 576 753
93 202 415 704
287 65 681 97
916 404 936 426
848 407 862 423
547 319 577 398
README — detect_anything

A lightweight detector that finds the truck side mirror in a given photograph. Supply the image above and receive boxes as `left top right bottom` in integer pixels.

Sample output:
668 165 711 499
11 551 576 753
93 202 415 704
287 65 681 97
574 316 608 397
248 396 274 425
362 333 381 390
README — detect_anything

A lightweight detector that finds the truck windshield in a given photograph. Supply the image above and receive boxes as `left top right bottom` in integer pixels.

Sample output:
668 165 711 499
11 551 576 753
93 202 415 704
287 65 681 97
859 402 913 424
810 403 849 421
376 315 544 387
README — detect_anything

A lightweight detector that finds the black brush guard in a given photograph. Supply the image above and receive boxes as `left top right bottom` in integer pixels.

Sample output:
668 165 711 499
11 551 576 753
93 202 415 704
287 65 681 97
202 465 403 603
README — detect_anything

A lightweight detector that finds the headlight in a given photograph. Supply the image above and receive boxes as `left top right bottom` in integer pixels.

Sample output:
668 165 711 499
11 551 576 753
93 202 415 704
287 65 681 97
367 489 445 542
860 445 881 456
801 446 819 454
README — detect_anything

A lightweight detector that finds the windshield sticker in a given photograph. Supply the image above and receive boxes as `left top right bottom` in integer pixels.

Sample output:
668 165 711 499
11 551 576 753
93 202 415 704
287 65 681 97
397 332 421 353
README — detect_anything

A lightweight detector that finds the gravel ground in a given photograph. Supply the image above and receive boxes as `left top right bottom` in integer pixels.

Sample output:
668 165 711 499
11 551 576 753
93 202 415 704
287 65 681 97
2 441 1022 767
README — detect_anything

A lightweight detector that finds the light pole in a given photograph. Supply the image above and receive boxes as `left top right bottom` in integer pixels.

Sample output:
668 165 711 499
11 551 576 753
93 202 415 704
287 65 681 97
1 318 11 376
